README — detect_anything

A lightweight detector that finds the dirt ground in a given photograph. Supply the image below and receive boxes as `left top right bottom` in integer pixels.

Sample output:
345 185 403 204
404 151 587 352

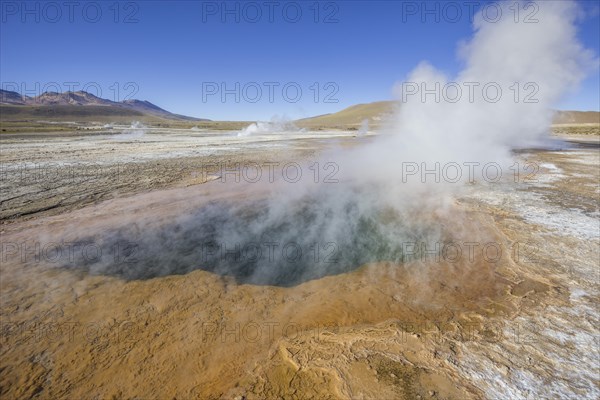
0 129 598 399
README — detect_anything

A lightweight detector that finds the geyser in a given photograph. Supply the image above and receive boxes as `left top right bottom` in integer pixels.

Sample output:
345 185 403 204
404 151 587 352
59 0 595 288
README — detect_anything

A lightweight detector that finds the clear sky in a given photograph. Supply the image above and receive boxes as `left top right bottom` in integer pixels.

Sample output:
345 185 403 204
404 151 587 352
1 0 599 120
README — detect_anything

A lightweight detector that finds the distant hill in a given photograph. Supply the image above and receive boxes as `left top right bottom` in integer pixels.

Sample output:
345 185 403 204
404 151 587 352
0 89 208 122
120 99 200 121
296 101 600 129
296 101 396 129
0 89 28 105
2 90 597 131
552 111 600 125
29 91 113 106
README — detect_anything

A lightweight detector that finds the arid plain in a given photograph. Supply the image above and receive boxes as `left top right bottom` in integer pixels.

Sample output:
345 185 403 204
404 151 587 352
0 117 598 399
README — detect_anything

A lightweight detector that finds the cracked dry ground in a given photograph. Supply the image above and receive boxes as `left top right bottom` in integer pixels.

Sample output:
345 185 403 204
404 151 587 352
0 133 598 399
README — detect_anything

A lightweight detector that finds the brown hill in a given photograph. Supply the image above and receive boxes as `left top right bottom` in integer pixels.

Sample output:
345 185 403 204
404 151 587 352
0 90 208 122
296 101 600 129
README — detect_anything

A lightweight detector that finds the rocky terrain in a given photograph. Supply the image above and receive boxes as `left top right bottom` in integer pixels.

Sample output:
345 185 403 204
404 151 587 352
0 127 598 399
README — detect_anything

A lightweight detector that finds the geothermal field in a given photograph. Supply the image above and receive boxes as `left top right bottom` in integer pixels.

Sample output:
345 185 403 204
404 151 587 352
1 1 599 399
1 125 598 399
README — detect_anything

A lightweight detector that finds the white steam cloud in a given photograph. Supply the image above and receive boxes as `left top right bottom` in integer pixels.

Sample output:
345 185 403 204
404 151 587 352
111 121 147 140
238 116 303 136
391 0 596 164
59 1 596 287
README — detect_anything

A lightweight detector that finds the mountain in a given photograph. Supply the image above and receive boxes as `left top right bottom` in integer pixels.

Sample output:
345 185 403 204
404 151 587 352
120 99 200 121
0 89 208 122
0 90 28 105
2 90 597 130
32 91 114 106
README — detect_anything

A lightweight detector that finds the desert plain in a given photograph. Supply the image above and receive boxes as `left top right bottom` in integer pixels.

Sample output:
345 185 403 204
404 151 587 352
0 120 598 399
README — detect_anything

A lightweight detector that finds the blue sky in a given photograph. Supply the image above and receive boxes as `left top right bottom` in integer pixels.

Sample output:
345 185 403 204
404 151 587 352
1 0 599 120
